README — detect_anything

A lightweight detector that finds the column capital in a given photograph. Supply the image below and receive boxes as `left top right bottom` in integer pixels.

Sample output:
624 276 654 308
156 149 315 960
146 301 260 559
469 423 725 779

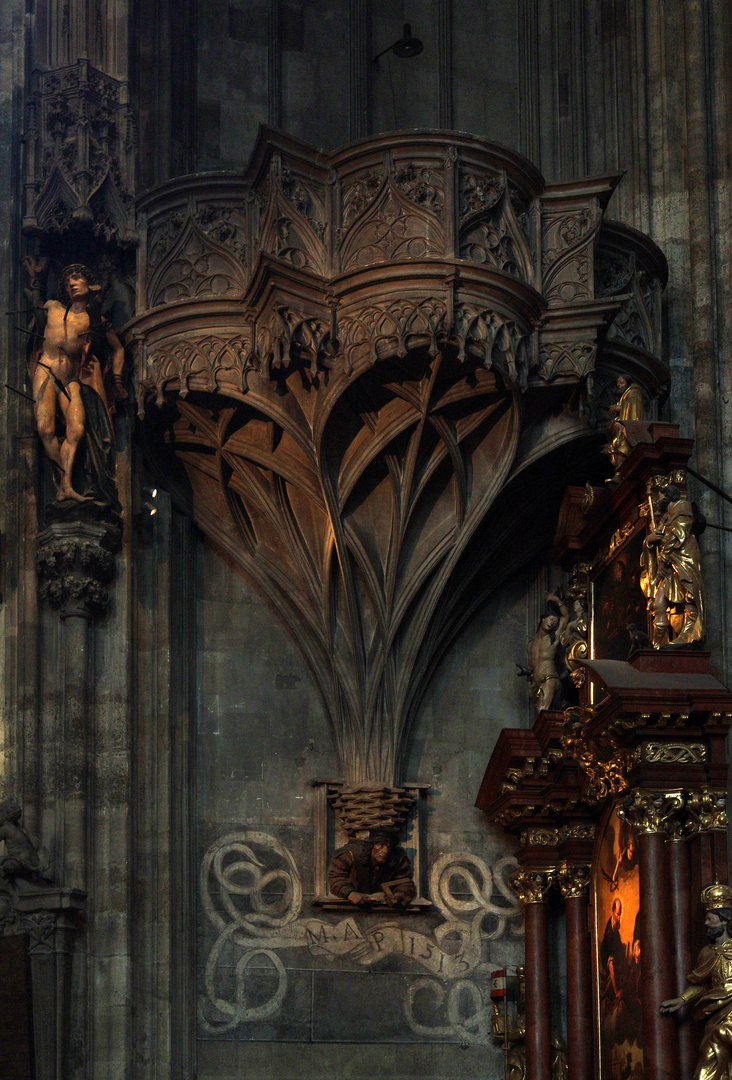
557 862 591 899
616 788 684 836
509 867 554 904
685 787 727 836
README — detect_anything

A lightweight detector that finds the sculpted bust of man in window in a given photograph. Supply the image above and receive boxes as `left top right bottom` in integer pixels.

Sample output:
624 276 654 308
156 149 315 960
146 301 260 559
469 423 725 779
329 827 415 908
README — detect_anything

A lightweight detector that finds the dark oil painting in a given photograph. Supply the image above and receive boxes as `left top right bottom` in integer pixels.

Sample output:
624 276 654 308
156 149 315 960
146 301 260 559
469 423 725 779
592 529 648 662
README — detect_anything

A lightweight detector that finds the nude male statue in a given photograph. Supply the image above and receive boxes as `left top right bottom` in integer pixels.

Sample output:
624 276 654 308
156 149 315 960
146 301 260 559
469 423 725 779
523 594 570 713
26 259 125 501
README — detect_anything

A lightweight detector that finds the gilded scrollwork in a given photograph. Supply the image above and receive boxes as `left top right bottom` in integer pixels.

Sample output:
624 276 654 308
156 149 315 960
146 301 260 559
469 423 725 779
616 788 684 836
556 862 591 899
561 707 634 804
519 827 561 847
685 788 727 835
509 868 554 905
644 742 707 765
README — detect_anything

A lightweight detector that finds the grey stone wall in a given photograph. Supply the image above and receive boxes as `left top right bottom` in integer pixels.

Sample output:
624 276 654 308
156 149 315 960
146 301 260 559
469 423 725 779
195 540 534 1074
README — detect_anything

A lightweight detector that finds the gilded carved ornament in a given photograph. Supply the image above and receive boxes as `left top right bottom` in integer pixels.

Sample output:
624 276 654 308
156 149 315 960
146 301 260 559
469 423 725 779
685 789 727 836
508 868 554 905
561 707 635 804
616 788 684 836
644 742 706 765
556 862 591 899
519 823 596 848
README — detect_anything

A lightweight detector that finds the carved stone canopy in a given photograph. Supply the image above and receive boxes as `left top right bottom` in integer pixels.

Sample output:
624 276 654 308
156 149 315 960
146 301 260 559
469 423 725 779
129 128 668 794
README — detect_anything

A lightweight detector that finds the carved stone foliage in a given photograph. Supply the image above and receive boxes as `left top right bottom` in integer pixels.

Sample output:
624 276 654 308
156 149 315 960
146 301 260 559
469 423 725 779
23 59 135 243
35 522 118 620
538 341 596 383
257 152 327 275
147 203 248 271
458 169 532 281
596 242 663 358
133 131 668 798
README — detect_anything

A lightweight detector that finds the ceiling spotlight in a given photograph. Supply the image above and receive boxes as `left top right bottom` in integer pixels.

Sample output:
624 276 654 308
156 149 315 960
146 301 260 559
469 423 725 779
373 24 424 63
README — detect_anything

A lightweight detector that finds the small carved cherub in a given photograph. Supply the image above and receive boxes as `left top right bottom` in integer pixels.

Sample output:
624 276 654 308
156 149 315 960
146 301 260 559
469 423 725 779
0 799 49 885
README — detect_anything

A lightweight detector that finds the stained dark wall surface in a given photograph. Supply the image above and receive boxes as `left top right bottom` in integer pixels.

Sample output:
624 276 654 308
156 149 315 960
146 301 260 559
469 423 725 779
196 538 527 1065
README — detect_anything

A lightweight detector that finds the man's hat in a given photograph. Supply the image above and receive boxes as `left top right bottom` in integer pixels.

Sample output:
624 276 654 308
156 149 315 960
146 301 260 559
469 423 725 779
701 884 732 911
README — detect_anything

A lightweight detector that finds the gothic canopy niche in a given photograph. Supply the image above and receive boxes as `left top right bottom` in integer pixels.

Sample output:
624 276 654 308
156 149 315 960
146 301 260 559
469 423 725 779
128 128 668 821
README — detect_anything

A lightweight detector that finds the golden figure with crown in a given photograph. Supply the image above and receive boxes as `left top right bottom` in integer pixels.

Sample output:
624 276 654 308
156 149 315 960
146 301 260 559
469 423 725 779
661 885 732 1080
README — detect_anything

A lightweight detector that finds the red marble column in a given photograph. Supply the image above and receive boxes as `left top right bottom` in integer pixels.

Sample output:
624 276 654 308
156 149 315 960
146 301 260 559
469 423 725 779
638 829 679 1080
559 863 594 1080
524 899 552 1080
667 838 696 1080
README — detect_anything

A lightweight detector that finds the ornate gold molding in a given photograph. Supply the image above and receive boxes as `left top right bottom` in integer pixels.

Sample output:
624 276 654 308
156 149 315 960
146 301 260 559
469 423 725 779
616 788 684 835
519 823 596 847
686 788 727 835
562 707 635 803
509 868 554 905
556 862 591 899
644 742 706 765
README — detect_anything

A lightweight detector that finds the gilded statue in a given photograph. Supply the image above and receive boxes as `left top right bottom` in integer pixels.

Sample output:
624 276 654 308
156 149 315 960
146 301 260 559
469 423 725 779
520 595 570 713
24 258 126 506
661 884 732 1080
642 484 704 648
605 374 644 480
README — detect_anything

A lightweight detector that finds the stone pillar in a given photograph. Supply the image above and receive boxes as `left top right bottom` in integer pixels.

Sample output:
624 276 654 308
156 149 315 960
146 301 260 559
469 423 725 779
510 869 553 1080
557 862 593 1080
0 886 86 1080
34 520 120 1080
35 522 117 891
618 790 683 1080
